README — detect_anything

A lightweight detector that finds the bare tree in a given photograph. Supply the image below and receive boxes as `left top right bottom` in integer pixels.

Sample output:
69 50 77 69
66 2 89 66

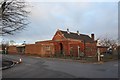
97 36 118 48
0 0 29 35
0 39 9 54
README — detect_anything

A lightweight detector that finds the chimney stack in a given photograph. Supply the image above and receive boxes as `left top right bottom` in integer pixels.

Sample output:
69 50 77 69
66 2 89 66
91 33 94 40
67 28 70 34
77 30 80 35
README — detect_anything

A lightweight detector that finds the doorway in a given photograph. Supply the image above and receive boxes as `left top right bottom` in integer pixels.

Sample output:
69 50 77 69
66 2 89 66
60 43 63 54
17 46 25 54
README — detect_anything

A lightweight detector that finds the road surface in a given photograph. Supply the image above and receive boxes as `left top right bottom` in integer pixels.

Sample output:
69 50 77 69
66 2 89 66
2 54 118 78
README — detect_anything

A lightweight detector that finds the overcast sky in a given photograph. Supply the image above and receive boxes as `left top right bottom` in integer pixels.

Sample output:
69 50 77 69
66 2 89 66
2 0 118 44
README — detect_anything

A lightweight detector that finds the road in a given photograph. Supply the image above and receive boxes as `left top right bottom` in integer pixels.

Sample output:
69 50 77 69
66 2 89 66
2 54 118 78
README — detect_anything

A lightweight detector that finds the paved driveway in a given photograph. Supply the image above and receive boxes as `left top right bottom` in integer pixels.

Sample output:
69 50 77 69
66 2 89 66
2 54 118 78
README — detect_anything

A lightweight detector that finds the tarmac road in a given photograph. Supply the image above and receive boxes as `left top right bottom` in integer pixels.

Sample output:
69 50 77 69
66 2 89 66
2 54 118 78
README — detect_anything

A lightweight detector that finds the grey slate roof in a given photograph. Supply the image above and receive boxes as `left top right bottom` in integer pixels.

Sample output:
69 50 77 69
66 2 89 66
60 30 94 42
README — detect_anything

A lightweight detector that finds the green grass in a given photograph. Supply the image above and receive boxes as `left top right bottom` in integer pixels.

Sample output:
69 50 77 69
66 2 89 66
83 57 97 62
24 52 119 63
102 54 118 62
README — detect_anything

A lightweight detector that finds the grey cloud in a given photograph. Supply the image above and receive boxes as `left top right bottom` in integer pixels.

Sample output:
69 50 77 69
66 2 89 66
3 2 118 43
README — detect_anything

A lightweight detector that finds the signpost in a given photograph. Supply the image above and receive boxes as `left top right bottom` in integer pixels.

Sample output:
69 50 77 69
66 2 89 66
97 48 100 61
5 47 7 54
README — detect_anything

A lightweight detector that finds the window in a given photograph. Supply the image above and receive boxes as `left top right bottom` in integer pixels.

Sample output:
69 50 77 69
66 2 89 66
45 46 50 51
86 47 92 52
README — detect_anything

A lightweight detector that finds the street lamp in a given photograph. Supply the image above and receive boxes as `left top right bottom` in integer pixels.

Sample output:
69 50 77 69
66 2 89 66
23 41 26 45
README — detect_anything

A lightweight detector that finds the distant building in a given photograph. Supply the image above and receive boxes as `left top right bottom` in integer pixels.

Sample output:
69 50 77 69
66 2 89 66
97 46 109 54
8 29 97 57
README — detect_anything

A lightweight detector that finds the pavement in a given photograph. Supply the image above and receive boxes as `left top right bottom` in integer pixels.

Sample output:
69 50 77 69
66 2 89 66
1 54 21 70
2 54 119 78
2 59 15 70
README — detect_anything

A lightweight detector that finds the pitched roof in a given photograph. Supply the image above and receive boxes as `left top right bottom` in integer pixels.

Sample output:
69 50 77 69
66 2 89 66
60 30 94 42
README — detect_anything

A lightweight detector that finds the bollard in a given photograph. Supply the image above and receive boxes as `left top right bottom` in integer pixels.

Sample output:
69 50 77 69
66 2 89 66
19 58 22 63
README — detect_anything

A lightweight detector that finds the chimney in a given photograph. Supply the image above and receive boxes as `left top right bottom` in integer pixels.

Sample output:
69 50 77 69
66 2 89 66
67 28 70 34
91 33 94 40
77 30 80 35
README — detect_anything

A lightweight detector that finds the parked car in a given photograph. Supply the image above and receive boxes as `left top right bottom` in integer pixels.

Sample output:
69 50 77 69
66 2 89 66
107 48 113 54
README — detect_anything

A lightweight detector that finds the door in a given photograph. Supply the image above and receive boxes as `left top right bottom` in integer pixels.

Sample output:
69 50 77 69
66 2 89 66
60 43 63 54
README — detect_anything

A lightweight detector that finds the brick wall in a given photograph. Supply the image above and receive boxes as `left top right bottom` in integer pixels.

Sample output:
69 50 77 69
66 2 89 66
52 31 65 41
68 40 82 56
25 44 41 55
97 46 108 54
8 46 17 54
85 42 97 56
25 41 55 57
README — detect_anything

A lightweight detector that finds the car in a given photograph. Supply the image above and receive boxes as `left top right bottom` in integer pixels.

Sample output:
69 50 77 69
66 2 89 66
107 48 113 54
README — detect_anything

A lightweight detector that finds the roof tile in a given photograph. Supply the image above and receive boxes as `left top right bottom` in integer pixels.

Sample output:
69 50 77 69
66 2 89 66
60 30 94 42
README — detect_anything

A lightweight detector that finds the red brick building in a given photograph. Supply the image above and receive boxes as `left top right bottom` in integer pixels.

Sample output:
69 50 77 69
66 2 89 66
8 29 97 57
52 29 97 57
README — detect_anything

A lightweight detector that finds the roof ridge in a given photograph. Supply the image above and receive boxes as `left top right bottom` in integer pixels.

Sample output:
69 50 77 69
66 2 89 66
60 30 89 36
59 30 94 42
